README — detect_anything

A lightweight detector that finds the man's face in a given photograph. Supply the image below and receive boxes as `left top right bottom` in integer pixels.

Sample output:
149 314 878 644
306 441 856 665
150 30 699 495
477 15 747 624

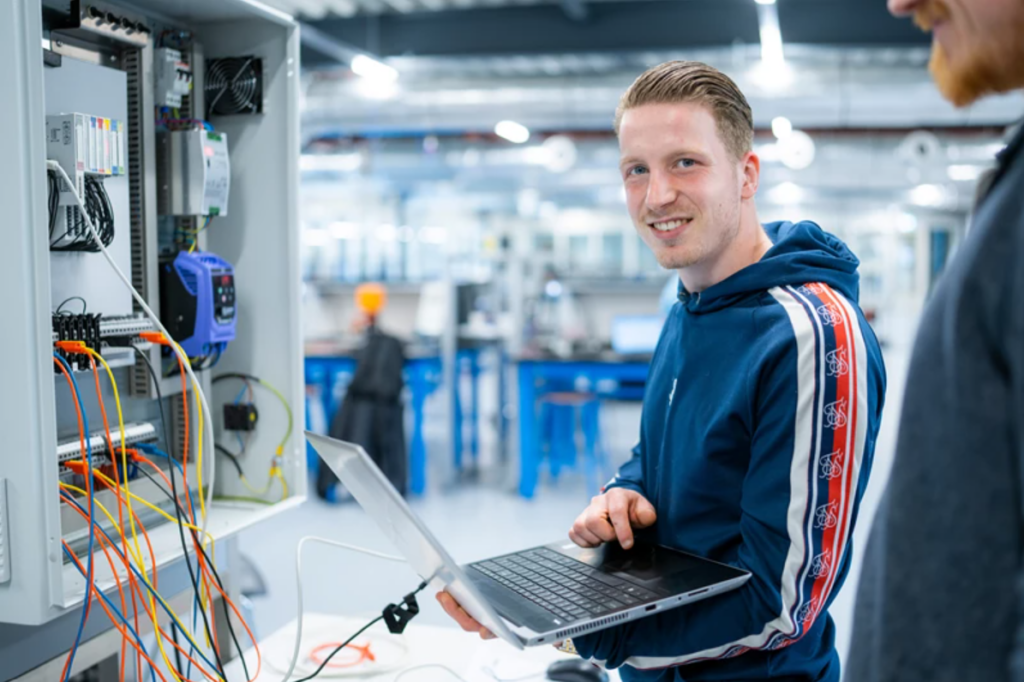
618 102 754 272
889 0 1024 106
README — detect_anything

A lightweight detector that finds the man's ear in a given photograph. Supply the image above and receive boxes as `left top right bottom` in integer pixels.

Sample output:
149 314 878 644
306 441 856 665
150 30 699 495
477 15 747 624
741 151 760 200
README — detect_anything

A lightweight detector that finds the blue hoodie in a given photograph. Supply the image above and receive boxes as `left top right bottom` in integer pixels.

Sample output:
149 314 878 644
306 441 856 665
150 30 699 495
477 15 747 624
573 221 886 682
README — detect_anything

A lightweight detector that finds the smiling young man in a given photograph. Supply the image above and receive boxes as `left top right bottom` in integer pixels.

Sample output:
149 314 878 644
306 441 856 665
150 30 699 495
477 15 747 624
438 61 886 682
847 1 1024 681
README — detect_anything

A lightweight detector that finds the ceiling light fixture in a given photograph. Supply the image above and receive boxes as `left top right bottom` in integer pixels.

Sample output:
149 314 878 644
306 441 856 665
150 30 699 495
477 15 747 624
495 120 531 144
947 164 985 182
351 54 398 83
771 116 793 139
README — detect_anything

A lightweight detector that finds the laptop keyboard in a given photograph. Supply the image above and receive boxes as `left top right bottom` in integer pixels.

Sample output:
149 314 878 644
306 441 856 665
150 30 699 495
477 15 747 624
470 547 660 623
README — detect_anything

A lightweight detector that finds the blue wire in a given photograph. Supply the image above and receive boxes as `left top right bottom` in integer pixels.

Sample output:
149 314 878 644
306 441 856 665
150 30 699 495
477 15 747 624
59 491 224 671
133 443 204 678
61 545 158 682
54 353 95 682
58 494 224 674
134 444 198 520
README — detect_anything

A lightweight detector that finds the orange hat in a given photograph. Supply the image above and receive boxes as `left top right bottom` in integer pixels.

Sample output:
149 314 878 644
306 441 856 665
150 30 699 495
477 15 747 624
355 283 387 315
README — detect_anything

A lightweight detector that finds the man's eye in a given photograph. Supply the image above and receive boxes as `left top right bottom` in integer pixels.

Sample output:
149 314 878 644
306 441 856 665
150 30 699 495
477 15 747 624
676 159 696 169
627 166 648 176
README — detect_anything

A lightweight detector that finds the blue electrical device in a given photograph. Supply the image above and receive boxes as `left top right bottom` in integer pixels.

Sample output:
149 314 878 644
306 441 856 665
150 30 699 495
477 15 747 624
160 250 237 360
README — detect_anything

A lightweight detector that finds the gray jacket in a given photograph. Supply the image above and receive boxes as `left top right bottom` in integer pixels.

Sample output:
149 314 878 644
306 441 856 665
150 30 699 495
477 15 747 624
847 121 1024 682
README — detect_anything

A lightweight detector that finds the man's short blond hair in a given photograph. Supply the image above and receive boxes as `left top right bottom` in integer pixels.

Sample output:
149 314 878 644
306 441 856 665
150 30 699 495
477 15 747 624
615 61 754 160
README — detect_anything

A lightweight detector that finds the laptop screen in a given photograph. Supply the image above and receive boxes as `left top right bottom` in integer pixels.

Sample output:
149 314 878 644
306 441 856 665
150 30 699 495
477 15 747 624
610 315 663 355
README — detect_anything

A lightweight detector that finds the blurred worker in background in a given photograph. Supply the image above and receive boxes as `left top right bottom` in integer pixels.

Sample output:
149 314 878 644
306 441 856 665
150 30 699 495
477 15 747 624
439 61 886 682
848 1 1024 681
318 283 408 499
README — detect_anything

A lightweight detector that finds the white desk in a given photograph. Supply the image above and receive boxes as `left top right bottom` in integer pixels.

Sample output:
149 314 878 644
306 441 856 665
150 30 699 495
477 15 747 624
224 614 620 682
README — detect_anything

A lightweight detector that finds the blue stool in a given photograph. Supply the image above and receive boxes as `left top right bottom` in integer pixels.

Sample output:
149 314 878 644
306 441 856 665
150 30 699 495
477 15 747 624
539 392 605 496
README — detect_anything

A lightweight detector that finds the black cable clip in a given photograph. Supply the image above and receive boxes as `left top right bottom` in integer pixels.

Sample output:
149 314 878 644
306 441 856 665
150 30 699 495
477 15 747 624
382 583 425 634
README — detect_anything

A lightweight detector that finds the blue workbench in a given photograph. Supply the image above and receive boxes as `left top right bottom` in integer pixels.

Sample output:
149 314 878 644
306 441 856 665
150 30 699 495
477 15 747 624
305 348 484 495
516 356 650 499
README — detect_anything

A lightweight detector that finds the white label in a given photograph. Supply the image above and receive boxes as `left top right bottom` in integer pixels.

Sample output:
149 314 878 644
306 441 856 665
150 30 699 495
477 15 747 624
202 134 231 215
75 115 86 172
89 117 98 173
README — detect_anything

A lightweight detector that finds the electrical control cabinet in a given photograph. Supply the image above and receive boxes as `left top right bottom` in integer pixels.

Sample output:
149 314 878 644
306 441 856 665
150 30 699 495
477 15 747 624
0 0 304 632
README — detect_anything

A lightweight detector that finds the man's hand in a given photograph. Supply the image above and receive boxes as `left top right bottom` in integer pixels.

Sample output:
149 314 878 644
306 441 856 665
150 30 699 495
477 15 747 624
569 489 657 550
436 590 496 640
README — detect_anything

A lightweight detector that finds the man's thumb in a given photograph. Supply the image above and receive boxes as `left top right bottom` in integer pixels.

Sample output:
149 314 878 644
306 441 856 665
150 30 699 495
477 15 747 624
630 496 657 528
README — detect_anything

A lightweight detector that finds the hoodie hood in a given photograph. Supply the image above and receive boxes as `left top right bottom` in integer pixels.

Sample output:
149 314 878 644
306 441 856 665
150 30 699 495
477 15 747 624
678 220 860 314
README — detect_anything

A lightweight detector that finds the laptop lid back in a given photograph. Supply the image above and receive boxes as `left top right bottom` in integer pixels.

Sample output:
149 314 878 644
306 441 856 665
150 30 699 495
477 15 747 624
305 431 523 648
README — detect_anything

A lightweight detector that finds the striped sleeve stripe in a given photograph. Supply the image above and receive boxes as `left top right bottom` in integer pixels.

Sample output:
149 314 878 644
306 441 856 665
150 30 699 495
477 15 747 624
620 285 827 669
778 283 869 642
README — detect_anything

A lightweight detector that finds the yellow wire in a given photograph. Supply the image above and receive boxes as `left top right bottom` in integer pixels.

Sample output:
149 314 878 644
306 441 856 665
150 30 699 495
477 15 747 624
58 483 218 677
174 339 221 650
83 349 189 682
68 471 213 543
87 463 225 656
174 340 209 525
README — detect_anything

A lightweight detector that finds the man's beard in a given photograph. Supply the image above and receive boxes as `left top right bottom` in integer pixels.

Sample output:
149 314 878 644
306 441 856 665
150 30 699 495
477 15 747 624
916 1 1024 107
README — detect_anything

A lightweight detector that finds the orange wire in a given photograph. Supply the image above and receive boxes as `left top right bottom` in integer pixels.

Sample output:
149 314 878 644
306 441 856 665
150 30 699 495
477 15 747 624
65 460 163 681
87 355 136 682
167 346 221 660
60 538 171 682
133 452 263 682
53 357 95 682
60 492 220 682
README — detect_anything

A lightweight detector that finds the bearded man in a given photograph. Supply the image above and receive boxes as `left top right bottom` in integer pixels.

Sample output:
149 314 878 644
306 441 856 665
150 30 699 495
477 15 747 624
848 1 1024 681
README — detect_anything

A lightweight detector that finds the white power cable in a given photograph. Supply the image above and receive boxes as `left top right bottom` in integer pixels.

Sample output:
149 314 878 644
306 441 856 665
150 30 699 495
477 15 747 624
394 664 469 682
46 161 218 549
281 536 406 682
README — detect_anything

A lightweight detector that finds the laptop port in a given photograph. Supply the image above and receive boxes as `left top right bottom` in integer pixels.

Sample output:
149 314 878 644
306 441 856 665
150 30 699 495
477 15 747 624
645 605 657 612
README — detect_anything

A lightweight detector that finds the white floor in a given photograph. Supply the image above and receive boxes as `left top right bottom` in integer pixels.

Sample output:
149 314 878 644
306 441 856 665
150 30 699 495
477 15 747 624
239 341 909 670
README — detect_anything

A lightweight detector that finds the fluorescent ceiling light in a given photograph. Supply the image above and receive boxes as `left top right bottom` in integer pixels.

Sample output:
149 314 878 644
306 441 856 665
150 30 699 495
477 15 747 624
351 54 398 83
760 23 785 65
778 130 816 170
771 117 793 139
910 184 947 207
947 164 984 182
495 120 531 144
767 181 805 205
755 0 776 4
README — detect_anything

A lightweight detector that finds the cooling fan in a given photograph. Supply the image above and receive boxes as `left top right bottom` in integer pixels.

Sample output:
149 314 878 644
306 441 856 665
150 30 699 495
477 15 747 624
205 56 263 117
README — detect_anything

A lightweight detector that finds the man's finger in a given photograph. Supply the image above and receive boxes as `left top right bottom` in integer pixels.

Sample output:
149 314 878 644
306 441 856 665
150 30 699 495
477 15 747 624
606 495 636 549
437 592 493 638
570 522 603 548
629 495 658 528
585 508 619 544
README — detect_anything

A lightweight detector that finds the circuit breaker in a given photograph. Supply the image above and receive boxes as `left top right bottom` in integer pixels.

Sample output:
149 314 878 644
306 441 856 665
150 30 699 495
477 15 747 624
157 128 231 216
155 47 193 107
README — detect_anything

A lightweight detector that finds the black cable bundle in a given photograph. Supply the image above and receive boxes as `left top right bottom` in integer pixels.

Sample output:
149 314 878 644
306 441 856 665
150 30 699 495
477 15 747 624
48 171 115 252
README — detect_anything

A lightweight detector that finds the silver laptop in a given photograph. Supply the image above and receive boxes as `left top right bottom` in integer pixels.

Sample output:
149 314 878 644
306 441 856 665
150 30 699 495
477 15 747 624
306 432 751 649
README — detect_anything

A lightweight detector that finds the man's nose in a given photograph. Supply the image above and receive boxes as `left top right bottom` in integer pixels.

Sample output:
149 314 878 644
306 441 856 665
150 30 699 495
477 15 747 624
645 170 677 210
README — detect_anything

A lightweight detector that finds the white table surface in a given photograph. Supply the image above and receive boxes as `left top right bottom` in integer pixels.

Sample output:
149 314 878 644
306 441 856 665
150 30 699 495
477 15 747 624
223 614 619 682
